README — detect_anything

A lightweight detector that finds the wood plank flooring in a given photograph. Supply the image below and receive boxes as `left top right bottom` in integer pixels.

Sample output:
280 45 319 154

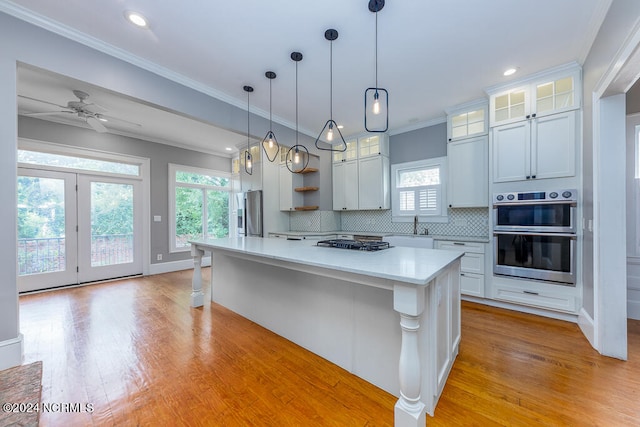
18 269 640 426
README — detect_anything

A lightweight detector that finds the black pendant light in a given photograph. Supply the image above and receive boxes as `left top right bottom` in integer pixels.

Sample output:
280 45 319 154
364 0 389 133
315 29 347 153
286 52 310 174
243 85 254 175
261 71 280 162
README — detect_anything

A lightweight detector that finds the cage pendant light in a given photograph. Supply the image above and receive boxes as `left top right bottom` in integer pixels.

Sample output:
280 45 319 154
261 71 280 162
315 29 347 153
243 85 254 175
286 52 310 174
364 0 389 133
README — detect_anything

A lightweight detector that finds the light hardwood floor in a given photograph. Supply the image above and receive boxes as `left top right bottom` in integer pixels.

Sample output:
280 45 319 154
18 269 640 426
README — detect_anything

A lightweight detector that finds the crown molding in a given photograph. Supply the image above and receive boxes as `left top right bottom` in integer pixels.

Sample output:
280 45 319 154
388 116 446 136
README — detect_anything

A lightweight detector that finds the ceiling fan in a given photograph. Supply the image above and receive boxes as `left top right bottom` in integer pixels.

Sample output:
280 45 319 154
19 89 140 133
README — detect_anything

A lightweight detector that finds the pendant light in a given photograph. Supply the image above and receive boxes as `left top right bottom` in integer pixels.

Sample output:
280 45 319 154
315 29 347 153
364 0 389 133
286 52 310 174
243 85 254 175
261 71 280 162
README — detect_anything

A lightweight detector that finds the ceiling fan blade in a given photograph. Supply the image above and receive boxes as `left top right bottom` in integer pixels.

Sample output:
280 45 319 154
86 116 108 133
98 114 142 127
18 94 68 109
22 110 74 117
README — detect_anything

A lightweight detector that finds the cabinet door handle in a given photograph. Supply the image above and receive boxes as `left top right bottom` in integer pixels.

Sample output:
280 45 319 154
453 242 465 246
523 290 539 295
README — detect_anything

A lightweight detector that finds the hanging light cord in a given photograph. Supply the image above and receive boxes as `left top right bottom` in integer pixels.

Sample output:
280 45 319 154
268 78 273 131
295 60 299 146
330 39 333 121
375 10 379 90
247 90 250 147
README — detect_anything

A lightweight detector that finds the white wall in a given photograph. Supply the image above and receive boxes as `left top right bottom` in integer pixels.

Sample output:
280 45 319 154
626 114 640 320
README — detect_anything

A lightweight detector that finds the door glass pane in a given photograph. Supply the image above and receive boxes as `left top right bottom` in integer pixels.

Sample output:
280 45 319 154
175 187 203 248
91 182 134 266
17 176 66 275
206 190 229 238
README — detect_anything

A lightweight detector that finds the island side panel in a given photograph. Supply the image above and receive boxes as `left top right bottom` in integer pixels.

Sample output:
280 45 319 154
211 250 406 396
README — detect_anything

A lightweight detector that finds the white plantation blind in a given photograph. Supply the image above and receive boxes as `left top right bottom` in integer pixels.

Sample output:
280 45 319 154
392 157 447 220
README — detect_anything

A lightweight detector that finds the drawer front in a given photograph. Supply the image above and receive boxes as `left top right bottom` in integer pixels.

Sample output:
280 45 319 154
460 272 484 297
461 253 484 274
437 241 484 254
493 285 578 313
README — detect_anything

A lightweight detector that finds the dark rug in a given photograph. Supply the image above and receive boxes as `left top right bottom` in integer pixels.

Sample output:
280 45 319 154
0 361 42 427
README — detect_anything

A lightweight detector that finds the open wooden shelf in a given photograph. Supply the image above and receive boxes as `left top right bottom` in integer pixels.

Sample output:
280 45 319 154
294 186 319 192
294 206 319 211
295 167 318 174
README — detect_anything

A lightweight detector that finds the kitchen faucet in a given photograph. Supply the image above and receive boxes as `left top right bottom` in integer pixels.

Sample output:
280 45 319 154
413 215 418 235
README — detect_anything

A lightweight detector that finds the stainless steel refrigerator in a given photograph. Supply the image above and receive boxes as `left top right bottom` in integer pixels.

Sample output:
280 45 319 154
244 190 263 237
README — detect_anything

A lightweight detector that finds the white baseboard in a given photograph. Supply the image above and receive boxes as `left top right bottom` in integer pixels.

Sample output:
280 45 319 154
578 308 596 349
148 257 211 276
461 295 579 323
0 334 24 371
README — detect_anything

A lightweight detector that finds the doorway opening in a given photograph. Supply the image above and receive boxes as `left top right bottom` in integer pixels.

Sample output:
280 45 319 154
17 142 148 292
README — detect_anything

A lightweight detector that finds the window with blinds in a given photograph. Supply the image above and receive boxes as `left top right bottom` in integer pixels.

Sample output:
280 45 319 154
391 157 447 222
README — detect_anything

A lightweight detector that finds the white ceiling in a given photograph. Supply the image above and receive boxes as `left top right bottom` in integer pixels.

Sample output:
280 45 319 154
6 0 611 156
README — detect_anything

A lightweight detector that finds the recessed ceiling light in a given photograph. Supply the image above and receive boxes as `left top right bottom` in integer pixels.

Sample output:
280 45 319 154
337 125 344 129
124 11 149 28
225 147 233 151
503 68 517 76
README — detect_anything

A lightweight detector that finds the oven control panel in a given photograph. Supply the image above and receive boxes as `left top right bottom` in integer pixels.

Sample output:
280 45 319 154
493 189 577 204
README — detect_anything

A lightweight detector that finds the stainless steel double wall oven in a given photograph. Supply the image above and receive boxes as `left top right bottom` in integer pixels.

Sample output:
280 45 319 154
493 189 577 285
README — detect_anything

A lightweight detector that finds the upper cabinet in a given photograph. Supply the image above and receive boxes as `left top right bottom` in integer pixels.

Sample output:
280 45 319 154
487 63 581 183
446 100 489 207
446 100 489 142
488 64 581 127
332 139 358 163
333 134 390 211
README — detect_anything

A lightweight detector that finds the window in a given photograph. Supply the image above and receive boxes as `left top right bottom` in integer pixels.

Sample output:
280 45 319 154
169 164 231 252
18 149 140 176
391 157 448 223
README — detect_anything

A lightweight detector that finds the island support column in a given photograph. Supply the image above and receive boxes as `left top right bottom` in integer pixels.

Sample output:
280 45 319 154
190 245 205 307
393 283 426 427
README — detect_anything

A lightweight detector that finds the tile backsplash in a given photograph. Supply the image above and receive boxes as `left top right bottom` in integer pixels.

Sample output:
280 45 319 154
289 208 489 237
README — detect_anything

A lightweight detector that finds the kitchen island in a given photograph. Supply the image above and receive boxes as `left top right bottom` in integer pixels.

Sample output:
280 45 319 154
190 237 463 426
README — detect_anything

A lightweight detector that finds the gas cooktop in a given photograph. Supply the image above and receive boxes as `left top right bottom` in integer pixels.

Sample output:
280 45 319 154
316 239 390 251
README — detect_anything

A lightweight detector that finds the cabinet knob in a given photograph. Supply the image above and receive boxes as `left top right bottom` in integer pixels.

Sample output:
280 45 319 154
448 138 452 142
526 176 530 179
532 113 537 118
531 175 536 179
526 114 530 119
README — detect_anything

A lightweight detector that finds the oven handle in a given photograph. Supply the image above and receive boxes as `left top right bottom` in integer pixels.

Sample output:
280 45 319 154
493 231 577 239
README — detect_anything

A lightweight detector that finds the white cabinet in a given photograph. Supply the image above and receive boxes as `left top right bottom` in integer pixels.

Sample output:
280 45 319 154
447 135 488 207
447 101 488 142
436 240 485 297
332 160 359 210
489 65 581 127
332 134 390 211
492 110 576 183
239 145 262 192
332 139 358 163
279 164 303 211
358 155 390 210
492 279 579 313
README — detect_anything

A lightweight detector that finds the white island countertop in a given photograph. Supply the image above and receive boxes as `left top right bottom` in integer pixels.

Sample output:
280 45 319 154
189 236 463 286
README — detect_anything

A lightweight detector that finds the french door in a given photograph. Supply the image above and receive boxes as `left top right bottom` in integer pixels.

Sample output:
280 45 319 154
18 168 142 292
